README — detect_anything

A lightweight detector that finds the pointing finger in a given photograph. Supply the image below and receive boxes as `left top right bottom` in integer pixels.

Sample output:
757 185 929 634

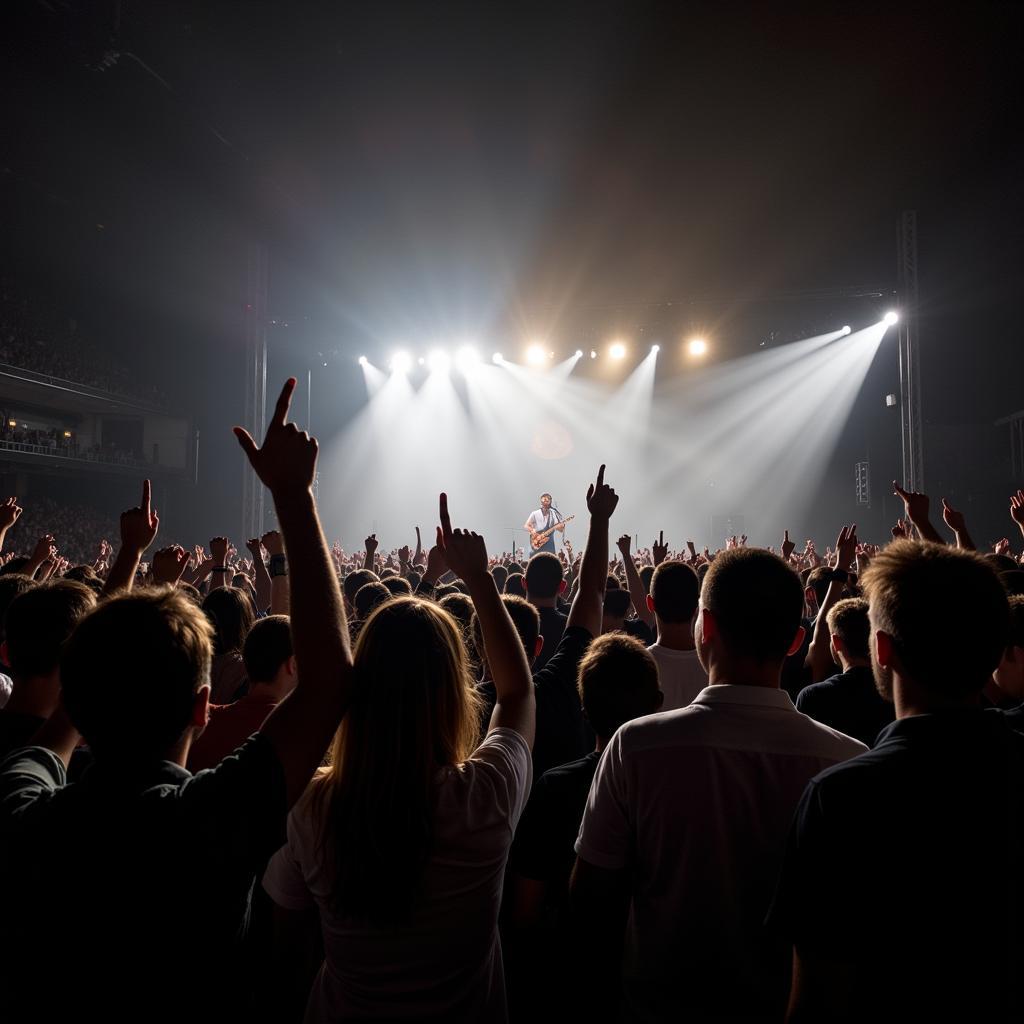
270 378 297 429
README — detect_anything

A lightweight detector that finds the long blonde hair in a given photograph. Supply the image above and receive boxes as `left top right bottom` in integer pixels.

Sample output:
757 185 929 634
312 596 482 920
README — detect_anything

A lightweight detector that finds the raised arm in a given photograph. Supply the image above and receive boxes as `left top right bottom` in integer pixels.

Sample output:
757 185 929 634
441 494 534 746
103 480 159 595
617 534 654 629
806 524 856 683
247 537 273 611
0 497 22 553
566 465 618 637
1011 490 1024 544
234 378 354 808
893 481 943 544
261 530 290 615
363 534 378 572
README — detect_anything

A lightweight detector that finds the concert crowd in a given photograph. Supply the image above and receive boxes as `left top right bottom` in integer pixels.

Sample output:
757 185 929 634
0 377 1021 1022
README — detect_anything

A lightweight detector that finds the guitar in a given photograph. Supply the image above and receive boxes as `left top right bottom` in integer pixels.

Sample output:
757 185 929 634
530 514 575 550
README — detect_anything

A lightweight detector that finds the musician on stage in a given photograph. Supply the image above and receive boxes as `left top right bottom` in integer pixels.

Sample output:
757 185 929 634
524 492 565 554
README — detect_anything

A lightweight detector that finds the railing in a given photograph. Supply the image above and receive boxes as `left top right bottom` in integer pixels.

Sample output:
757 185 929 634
0 439 149 469
0 362 166 411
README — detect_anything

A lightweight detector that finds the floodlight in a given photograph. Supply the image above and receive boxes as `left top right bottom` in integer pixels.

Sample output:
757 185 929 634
651 344 660 353
884 311 899 325
526 344 547 366
428 349 451 372
590 350 597 359
575 349 583 358
390 351 412 374
609 342 627 360
687 338 708 357
492 352 503 364
358 355 368 366
841 326 852 336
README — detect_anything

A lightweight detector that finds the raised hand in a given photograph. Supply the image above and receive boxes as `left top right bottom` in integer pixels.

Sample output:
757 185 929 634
0 496 22 532
892 480 942 542
616 534 632 560
364 534 378 556
1010 490 1024 533
438 493 488 582
995 537 1012 556
233 378 318 496
586 464 619 521
781 530 795 561
891 518 910 540
941 498 966 533
210 536 230 563
652 530 668 566
120 480 159 553
260 530 284 556
246 537 264 559
152 544 190 584
398 544 411 565
32 534 57 563
835 523 858 570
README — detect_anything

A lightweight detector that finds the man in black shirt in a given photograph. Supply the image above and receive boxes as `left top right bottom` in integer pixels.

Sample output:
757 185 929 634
769 540 1023 1022
796 598 894 746
524 551 568 671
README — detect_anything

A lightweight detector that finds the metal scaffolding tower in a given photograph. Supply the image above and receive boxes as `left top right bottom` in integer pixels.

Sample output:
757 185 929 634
241 242 269 540
897 210 924 491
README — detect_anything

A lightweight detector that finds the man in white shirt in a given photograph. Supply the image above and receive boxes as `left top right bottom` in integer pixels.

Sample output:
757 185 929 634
644 559 707 710
571 547 866 1022
524 493 563 554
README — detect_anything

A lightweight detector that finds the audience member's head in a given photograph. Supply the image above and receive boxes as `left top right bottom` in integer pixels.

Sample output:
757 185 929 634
491 565 508 591
381 575 413 598
525 552 565 602
825 597 871 668
985 553 1019 574
805 566 834 613
578 632 662 741
343 568 379 609
62 586 213 759
647 560 699 626
0 573 35 650
606 574 622 591
62 564 103 595
5 580 96 683
354 581 392 622
471 594 541 668
602 588 632 633
860 540 1009 701
0 557 31 576
439 592 475 637
242 614 294 689
638 564 655 595
504 573 527 598
201 586 255 657
994 594 1024 701
698 548 804 671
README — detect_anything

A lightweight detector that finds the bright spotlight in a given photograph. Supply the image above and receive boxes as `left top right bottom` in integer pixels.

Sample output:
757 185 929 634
609 342 627 360
651 344 660 353
590 350 597 359
428 349 451 372
687 337 708 357
841 325 852 336
390 351 412 374
455 345 479 371
575 349 583 358
492 352 503 364
526 344 547 366
358 355 368 367
884 310 899 325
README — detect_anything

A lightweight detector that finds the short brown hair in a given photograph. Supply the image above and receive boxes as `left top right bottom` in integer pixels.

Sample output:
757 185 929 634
354 581 391 621
650 561 699 624
578 632 660 739
860 540 1009 696
5 580 96 679
61 586 214 757
825 598 870 661
525 552 563 599
701 548 803 662
471 594 539 662
243 614 293 684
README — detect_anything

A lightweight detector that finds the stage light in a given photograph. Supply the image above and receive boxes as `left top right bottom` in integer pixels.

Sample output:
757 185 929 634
418 357 425 365
609 342 627 360
428 349 451 372
456 345 480 371
390 351 412 374
575 349 583 358
492 352 503 364
841 326 852 336
688 338 708 357
526 344 547 366
651 344 660 353
358 355 368 366
884 311 899 325
590 350 597 359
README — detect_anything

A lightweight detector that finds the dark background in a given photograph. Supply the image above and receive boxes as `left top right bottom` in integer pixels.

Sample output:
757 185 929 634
2 1 1021 544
